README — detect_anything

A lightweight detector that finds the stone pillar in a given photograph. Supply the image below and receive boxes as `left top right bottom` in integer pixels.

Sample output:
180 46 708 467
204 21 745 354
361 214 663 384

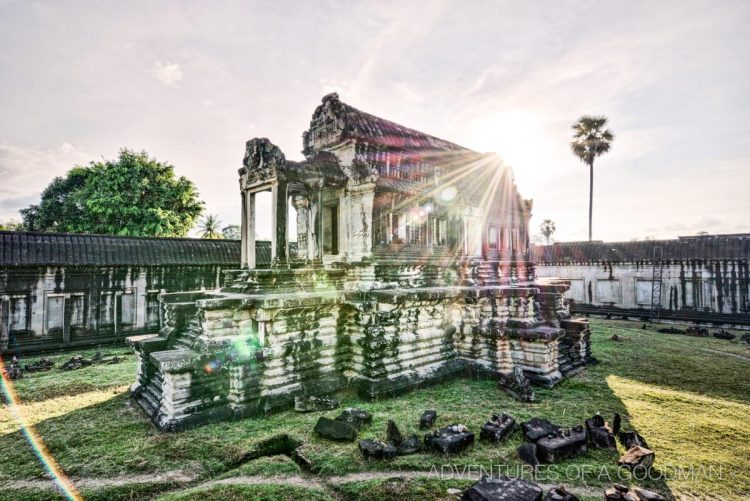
246 192 256 269
314 184 323 263
292 195 309 261
240 191 247 267
272 181 287 265
241 190 256 268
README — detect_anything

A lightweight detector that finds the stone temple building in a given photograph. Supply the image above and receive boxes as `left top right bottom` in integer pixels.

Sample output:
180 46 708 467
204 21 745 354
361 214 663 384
130 94 594 431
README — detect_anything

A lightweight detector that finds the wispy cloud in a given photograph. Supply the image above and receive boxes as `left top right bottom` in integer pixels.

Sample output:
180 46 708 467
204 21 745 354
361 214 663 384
153 61 183 85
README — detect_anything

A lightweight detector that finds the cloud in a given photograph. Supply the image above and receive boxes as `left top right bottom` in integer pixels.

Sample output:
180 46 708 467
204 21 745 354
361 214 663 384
153 61 183 85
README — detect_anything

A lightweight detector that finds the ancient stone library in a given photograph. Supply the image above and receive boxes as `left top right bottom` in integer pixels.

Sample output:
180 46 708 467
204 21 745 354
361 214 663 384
130 93 594 431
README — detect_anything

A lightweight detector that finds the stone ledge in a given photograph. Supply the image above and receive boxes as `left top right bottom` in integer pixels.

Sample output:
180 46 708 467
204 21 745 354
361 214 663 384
149 349 201 373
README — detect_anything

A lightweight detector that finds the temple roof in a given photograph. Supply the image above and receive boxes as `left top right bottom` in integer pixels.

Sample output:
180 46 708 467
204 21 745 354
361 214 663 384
304 93 471 155
532 234 750 263
0 231 240 267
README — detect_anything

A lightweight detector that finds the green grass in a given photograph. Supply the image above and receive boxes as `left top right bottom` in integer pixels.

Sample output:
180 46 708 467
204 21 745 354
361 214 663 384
1 320 749 500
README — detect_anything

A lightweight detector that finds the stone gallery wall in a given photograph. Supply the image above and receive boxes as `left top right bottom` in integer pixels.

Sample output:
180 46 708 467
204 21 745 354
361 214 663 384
533 236 750 320
0 231 240 354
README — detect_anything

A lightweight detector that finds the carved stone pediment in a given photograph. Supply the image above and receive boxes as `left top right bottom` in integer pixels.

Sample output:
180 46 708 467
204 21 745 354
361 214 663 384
241 138 286 186
303 93 347 156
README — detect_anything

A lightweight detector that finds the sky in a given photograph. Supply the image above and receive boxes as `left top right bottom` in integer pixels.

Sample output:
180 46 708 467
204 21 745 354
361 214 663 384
1 0 749 242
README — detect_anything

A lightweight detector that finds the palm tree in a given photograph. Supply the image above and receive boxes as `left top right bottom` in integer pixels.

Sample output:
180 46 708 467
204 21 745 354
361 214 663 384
198 214 223 239
570 116 614 241
540 219 556 245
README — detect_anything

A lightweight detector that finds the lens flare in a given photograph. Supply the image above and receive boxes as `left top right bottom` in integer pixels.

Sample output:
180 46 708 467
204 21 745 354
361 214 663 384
0 355 82 500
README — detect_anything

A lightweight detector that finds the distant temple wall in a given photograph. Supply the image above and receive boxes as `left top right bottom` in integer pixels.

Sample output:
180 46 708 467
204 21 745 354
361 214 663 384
533 236 750 319
0 231 242 354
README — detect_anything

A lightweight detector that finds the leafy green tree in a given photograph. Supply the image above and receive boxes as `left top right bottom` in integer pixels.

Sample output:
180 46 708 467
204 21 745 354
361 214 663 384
222 225 240 240
570 116 614 241
21 149 204 237
539 219 556 245
20 167 91 232
198 214 222 239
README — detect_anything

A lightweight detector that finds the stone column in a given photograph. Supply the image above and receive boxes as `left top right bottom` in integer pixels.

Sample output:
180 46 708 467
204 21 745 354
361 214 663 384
314 183 323 263
246 192 256 269
272 181 288 265
292 195 309 261
240 191 247 267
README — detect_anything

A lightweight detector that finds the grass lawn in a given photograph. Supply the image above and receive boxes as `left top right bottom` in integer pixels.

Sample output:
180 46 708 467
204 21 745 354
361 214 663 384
1 319 749 500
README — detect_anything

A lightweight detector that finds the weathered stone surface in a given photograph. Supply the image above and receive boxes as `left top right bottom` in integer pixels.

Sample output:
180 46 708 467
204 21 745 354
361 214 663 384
314 416 356 441
686 326 709 337
358 438 397 460
521 418 561 443
632 487 665 501
604 484 639 501
517 443 539 471
462 475 543 501
420 409 438 429
24 357 54 372
397 434 422 455
335 408 372 429
3 356 22 379
604 484 663 501
713 329 735 340
618 446 655 470
61 355 94 370
612 413 622 435
295 395 339 413
425 424 474 455
480 413 516 443
535 426 587 463
618 431 648 450
387 419 404 446
542 485 579 501
498 366 535 402
585 414 616 449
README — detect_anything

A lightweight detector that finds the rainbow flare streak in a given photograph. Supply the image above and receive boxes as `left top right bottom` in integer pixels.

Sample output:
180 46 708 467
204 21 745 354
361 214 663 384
1 355 82 500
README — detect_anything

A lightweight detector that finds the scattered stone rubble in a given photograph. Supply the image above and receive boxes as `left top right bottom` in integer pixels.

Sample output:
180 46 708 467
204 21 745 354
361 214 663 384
295 395 339 413
713 329 736 340
521 418 561 443
480 413 517 443
542 485 579 501
617 446 655 471
419 409 437 429
463 475 543 501
604 484 664 501
535 426 587 463
335 408 371 429
686 326 709 337
386 419 403 446
618 431 649 450
24 357 54 372
314 416 356 441
356 418 421 459
517 443 539 472
60 351 121 370
358 439 397 460
585 413 616 449
498 366 535 403
2 356 22 379
425 424 474 455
